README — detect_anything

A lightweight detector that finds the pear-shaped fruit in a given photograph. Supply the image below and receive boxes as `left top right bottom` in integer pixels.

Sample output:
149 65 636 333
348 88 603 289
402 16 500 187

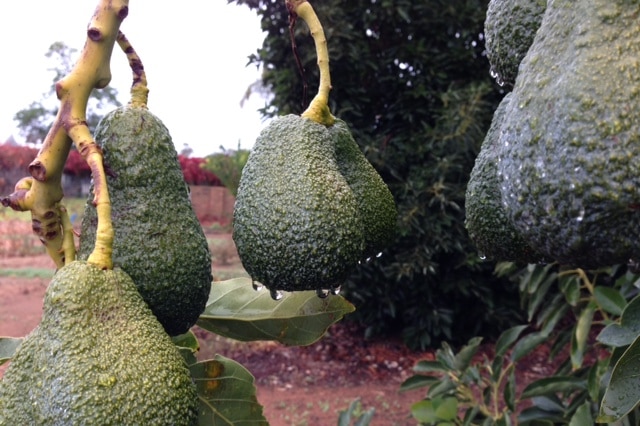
329 118 397 259
233 114 364 293
465 93 546 263
0 261 198 425
79 105 212 335
498 0 640 268
484 0 547 86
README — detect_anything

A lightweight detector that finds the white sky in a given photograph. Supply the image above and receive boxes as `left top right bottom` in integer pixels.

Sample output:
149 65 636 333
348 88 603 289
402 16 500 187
0 1 269 157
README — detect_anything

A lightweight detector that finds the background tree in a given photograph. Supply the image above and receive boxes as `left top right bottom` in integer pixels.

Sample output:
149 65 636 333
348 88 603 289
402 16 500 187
232 0 520 349
202 144 250 196
14 41 122 144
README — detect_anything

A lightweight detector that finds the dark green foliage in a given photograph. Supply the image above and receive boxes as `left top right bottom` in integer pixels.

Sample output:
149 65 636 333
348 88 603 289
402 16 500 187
232 0 524 348
202 146 250 196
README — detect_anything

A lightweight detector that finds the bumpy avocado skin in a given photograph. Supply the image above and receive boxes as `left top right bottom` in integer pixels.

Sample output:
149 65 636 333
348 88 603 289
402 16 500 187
0 261 198 425
78 106 212 336
329 119 397 259
233 114 364 292
498 0 640 268
484 0 546 86
465 93 546 263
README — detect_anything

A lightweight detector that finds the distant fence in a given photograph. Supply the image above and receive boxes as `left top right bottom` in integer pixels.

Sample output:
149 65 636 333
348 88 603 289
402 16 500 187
189 185 235 225
1 172 234 226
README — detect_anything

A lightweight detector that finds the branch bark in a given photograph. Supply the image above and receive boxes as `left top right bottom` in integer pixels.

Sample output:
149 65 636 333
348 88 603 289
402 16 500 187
0 0 129 269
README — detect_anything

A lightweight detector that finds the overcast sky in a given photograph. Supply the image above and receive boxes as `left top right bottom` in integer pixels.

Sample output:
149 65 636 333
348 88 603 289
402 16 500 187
0 1 268 157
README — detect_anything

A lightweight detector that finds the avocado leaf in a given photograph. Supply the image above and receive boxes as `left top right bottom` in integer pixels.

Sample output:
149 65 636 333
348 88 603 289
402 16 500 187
197 277 355 346
191 354 268 425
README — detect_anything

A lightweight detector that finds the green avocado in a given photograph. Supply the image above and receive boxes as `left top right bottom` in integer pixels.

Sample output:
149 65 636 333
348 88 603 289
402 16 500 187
0 261 198 425
329 118 397 259
465 93 546 263
233 114 364 294
79 105 212 336
484 0 546 86
498 0 640 268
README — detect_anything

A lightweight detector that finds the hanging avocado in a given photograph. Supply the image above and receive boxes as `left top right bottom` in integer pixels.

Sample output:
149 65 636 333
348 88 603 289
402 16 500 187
498 0 640 268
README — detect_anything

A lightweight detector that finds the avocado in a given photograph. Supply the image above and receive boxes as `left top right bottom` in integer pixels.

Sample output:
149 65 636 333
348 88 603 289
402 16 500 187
79 105 212 336
329 118 397 259
0 261 198 425
484 0 546 86
233 114 365 294
465 93 546 263
497 0 640 268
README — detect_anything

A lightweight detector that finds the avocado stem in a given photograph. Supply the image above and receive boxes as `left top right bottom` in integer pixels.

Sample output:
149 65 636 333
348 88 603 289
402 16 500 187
288 0 335 126
116 31 150 108
0 0 128 269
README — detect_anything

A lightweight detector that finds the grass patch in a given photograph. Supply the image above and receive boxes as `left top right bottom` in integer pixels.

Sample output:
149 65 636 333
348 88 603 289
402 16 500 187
0 268 54 279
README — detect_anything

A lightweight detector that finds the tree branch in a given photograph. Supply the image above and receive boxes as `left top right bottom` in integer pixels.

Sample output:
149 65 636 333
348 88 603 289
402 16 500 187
0 0 129 269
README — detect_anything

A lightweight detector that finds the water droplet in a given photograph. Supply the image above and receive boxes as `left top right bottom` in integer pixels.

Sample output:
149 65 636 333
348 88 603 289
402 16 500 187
270 289 283 301
330 285 341 295
365 257 372 263
575 209 585 222
478 252 487 260
376 252 383 258
316 289 330 298
252 281 264 291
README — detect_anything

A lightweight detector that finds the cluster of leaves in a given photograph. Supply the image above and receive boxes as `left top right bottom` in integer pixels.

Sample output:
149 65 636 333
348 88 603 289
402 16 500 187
402 261 640 425
202 146 250 196
231 0 518 349
178 156 222 186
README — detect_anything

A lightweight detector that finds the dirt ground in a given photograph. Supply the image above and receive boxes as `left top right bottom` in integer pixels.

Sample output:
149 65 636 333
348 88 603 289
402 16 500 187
0 249 427 425
0 230 566 425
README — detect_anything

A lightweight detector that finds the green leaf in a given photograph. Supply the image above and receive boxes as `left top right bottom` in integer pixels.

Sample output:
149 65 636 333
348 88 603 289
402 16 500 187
0 337 22 366
192 354 268 425
411 400 439 424
434 397 458 421
568 401 592 426
571 302 596 369
172 330 199 352
411 397 458 424
599 333 640 422
504 369 516 412
495 325 529 357
597 294 640 347
197 278 355 346
521 376 586 399
594 286 627 316
400 375 440 392
413 359 448 374
511 332 548 362
560 274 581 307
454 337 482 371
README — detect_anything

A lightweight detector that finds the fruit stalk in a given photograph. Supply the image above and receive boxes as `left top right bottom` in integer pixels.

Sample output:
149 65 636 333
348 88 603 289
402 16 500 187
287 0 335 126
116 31 150 107
0 0 128 269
